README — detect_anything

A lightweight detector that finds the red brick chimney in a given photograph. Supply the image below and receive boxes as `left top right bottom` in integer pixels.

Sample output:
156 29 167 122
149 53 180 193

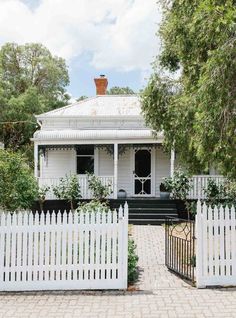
94 75 108 95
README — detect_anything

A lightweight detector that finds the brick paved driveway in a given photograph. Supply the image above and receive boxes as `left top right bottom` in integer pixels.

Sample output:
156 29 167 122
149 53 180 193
0 225 236 318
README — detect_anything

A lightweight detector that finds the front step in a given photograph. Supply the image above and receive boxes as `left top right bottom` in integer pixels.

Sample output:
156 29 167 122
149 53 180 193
130 219 167 225
109 198 178 225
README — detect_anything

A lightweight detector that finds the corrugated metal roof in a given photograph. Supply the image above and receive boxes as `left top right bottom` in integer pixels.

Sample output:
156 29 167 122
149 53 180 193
33 129 163 141
36 95 141 118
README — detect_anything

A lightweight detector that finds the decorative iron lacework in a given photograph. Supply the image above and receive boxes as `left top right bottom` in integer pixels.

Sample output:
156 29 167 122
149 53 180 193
94 144 114 156
38 143 163 157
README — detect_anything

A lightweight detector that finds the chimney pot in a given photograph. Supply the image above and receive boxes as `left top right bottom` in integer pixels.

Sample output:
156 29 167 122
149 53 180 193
94 75 108 95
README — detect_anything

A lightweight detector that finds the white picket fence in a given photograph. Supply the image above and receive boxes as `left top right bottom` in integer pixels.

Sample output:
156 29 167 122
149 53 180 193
196 201 236 288
0 204 128 291
38 176 114 200
188 175 225 199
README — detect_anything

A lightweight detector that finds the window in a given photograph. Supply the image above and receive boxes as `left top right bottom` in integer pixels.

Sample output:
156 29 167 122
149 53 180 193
76 145 94 174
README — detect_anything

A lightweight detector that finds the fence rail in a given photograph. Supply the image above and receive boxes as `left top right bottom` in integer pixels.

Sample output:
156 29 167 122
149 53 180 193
196 201 236 288
0 204 128 291
38 175 114 200
188 175 225 199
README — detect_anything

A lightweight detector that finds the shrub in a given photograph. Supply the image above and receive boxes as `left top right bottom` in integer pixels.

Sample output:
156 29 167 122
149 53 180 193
37 185 50 212
224 180 236 204
163 170 192 201
204 179 224 204
128 239 139 284
0 150 38 211
204 179 236 206
53 174 81 210
87 173 112 201
163 170 194 218
77 200 109 213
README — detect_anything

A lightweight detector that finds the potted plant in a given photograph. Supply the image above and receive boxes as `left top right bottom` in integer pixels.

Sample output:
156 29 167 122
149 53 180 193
118 189 127 198
160 181 171 199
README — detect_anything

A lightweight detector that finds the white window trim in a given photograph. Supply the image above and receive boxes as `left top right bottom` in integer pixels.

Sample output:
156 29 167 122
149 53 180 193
75 148 95 176
76 147 95 175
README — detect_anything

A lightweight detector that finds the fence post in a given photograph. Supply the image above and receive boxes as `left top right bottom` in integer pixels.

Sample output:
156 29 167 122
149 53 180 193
0 213 5 283
196 200 206 288
232 206 236 277
122 202 128 289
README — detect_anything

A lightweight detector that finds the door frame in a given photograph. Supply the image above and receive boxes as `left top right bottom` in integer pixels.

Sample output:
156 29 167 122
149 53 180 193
131 146 155 197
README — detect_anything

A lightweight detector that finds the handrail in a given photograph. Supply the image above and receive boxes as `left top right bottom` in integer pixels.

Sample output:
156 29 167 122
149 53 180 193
38 176 115 200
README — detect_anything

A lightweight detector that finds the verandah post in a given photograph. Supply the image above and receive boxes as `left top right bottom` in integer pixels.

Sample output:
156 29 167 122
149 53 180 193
114 143 118 199
34 143 39 178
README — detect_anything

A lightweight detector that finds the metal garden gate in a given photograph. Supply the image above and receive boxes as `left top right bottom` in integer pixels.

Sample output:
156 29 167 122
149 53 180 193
165 217 195 284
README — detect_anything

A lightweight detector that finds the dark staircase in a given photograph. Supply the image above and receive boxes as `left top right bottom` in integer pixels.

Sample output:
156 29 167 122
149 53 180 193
109 198 178 225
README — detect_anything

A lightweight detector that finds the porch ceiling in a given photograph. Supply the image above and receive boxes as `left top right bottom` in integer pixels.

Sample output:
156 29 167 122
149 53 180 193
32 129 164 144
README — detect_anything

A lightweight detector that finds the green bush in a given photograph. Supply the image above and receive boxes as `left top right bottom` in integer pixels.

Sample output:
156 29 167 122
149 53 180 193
128 239 139 284
77 200 109 213
53 174 81 210
204 179 236 206
163 169 192 200
87 173 112 201
0 150 38 211
163 169 195 218
37 185 50 212
224 180 236 204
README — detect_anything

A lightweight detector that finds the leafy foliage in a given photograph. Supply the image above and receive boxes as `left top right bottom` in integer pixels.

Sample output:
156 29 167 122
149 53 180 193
204 179 224 203
0 150 38 211
204 179 236 205
128 239 139 284
87 173 112 201
78 200 109 213
53 175 81 210
163 170 194 218
141 1 236 178
163 170 192 200
0 42 69 159
76 95 88 102
37 185 50 212
107 86 135 95
160 182 171 192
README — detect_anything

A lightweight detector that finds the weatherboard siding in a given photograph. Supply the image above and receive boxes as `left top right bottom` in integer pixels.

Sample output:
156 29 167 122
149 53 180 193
40 147 171 198
98 149 114 176
41 149 75 179
155 148 171 197
117 149 133 197
97 148 133 196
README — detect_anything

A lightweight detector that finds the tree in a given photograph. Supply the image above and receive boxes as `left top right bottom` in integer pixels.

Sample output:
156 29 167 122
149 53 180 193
0 150 38 211
141 0 236 178
0 42 70 154
107 86 135 95
76 95 88 102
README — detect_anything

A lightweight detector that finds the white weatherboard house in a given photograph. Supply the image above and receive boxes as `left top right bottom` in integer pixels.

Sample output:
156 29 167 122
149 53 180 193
32 76 223 200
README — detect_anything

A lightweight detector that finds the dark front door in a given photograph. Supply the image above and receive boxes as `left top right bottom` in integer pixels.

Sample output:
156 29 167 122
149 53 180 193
134 149 152 196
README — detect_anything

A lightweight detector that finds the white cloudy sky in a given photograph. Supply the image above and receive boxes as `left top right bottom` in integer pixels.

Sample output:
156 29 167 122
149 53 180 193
0 0 162 97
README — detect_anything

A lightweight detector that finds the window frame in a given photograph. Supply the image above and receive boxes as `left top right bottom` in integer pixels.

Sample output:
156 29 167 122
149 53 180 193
76 146 95 175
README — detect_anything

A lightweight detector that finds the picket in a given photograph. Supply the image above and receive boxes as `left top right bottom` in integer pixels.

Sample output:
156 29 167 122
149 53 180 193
0 204 128 291
196 201 236 288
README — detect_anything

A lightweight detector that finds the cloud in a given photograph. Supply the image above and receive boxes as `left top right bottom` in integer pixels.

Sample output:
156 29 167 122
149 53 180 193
0 0 161 72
